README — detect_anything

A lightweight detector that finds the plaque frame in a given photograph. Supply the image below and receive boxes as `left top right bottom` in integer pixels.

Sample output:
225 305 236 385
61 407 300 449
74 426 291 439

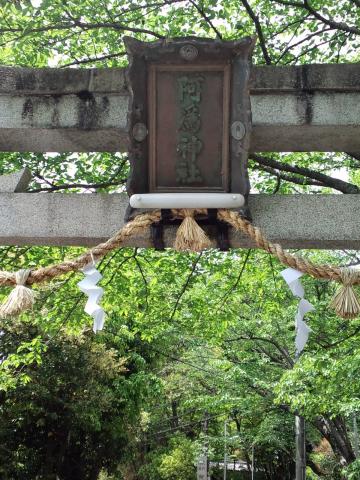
124 36 255 220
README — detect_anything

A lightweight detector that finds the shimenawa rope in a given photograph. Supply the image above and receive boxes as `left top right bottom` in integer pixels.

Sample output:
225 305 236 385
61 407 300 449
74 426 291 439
0 208 358 319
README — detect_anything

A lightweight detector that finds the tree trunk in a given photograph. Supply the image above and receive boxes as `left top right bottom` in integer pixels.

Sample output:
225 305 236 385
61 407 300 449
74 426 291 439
170 400 179 429
313 416 356 465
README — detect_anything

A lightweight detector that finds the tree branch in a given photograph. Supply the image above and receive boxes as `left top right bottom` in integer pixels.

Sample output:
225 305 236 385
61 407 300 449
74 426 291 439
60 51 126 68
189 0 223 39
283 33 342 64
257 164 325 188
272 0 359 35
240 0 272 64
346 152 360 163
0 21 165 40
303 0 360 35
317 325 360 349
170 252 203 321
28 179 126 193
216 249 252 312
133 251 149 312
275 26 333 63
251 154 360 193
225 334 294 367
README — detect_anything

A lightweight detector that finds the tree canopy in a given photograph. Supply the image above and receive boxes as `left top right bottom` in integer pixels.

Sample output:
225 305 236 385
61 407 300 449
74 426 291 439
0 0 359 479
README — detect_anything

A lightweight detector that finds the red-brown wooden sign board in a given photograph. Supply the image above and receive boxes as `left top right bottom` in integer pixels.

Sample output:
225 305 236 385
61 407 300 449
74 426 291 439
125 36 255 219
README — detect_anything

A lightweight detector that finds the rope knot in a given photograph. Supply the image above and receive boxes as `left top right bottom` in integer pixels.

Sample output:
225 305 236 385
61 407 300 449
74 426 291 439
182 208 195 218
173 208 212 252
330 267 360 319
15 269 31 286
0 269 34 319
339 268 358 287
0 210 359 322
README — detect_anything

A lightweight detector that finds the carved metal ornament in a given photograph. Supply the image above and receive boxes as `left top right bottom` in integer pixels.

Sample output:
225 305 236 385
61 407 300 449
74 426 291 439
179 44 198 61
132 122 148 142
231 121 246 141
124 36 255 219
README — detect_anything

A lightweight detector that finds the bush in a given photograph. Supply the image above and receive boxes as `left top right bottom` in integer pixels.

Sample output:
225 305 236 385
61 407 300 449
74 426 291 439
158 436 196 480
342 459 360 479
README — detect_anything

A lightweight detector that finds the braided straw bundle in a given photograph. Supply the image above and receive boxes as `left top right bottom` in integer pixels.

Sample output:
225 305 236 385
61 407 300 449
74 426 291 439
172 208 211 251
217 209 360 319
330 268 360 319
0 269 34 318
0 210 161 318
0 208 358 320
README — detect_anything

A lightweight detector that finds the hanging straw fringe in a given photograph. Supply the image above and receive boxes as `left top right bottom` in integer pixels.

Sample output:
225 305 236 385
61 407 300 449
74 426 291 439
0 209 359 319
217 209 360 319
0 269 34 318
330 268 360 319
0 211 161 317
174 209 211 252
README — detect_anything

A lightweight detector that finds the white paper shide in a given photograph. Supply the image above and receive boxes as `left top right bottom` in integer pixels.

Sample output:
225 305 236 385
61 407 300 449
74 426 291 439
78 264 106 333
281 268 314 355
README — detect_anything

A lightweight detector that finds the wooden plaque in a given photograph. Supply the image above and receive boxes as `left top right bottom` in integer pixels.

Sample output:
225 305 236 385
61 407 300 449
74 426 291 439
149 63 230 192
125 36 255 216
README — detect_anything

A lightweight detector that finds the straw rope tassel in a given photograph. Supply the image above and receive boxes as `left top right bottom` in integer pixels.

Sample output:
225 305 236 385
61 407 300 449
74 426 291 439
330 268 360 319
0 209 359 320
0 269 34 318
174 209 211 252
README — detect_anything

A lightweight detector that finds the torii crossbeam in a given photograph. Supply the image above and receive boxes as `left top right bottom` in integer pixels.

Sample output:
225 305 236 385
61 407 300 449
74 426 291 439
0 63 359 248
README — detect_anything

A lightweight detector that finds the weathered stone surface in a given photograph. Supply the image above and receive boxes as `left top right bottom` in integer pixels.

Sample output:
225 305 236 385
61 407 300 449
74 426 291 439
0 128 128 152
250 92 360 151
1 94 128 129
0 66 127 94
0 193 359 249
252 93 360 126
0 64 355 95
0 64 358 152
0 168 31 192
250 64 360 92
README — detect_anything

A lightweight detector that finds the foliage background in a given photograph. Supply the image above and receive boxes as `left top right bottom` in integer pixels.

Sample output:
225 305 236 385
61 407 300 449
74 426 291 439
0 0 359 479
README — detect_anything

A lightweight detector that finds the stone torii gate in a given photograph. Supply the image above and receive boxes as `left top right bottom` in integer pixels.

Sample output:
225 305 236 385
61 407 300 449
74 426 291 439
0 62 359 249
0 54 359 480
